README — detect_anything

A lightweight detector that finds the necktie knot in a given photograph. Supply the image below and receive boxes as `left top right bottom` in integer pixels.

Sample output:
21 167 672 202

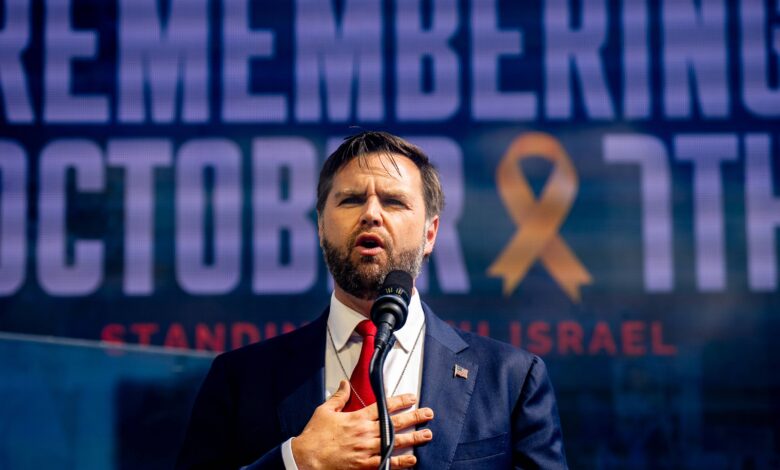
355 319 376 338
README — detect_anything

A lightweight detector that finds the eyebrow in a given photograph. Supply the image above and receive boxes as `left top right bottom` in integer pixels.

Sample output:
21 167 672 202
379 190 410 201
333 189 365 199
332 189 411 201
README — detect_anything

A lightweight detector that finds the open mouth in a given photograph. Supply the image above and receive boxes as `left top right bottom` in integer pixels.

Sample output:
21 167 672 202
355 233 385 254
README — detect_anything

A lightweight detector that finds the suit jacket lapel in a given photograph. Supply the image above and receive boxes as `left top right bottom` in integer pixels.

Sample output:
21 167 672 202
277 311 328 438
416 304 477 470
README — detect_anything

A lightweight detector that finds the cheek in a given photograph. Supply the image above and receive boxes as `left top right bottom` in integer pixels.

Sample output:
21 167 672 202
321 216 356 245
399 222 425 243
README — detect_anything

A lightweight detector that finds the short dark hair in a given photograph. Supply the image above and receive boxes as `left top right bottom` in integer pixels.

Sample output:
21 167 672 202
316 131 444 219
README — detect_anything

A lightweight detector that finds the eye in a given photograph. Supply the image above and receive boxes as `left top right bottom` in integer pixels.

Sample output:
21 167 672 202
339 196 363 205
384 198 406 207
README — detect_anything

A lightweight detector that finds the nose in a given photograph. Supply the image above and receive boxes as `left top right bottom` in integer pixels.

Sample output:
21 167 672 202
360 197 383 227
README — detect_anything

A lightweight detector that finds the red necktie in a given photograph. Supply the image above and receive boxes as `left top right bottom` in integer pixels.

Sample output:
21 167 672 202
343 320 377 411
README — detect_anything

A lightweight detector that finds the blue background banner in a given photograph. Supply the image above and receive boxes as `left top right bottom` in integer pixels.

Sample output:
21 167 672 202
1 0 779 467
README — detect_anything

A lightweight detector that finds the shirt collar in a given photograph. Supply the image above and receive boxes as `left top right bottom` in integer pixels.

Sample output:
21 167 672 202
327 289 425 353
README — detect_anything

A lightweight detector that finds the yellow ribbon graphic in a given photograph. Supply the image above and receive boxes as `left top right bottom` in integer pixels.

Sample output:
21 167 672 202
487 132 592 302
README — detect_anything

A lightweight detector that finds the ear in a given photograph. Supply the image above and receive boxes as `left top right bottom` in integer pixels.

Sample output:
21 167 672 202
423 215 439 256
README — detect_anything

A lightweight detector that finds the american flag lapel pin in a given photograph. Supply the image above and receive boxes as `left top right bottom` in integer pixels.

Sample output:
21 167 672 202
453 364 469 379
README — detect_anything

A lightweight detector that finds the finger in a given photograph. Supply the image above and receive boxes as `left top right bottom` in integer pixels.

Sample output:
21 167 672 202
390 454 417 469
362 394 417 420
324 380 351 412
391 407 434 431
393 429 433 449
366 454 417 469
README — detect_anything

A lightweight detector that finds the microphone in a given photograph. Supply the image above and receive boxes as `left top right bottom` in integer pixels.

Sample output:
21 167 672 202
369 270 413 470
370 270 413 352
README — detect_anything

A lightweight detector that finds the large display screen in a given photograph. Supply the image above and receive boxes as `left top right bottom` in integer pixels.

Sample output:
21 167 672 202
1 0 778 467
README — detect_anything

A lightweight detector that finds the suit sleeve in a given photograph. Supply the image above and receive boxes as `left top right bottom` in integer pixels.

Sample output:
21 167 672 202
511 355 568 469
176 355 285 470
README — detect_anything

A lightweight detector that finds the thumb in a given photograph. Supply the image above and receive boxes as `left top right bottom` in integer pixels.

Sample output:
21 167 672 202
326 380 351 412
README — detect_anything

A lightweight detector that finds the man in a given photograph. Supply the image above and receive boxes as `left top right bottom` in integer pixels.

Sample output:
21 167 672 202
177 131 567 469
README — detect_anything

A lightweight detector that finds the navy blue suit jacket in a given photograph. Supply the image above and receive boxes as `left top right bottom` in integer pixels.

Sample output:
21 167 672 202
177 304 567 469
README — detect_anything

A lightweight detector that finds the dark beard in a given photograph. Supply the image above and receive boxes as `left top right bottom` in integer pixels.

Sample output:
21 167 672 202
322 233 425 301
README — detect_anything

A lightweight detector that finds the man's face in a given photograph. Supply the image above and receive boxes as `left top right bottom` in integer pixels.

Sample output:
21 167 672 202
318 152 439 300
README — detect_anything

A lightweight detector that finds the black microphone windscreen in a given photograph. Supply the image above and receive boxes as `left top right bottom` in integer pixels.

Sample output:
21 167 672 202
382 270 413 300
372 270 413 332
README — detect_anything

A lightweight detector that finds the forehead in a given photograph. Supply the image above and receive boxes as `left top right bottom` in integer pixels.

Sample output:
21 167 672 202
331 152 423 192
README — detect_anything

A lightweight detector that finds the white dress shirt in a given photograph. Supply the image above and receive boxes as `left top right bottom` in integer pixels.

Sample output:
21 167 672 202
280 291 426 469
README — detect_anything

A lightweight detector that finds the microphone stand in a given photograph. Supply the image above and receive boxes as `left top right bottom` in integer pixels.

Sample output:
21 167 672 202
369 336 396 470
